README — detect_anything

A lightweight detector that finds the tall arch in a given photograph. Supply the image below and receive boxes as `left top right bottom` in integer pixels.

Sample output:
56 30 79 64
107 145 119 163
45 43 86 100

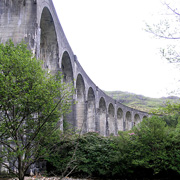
117 108 123 131
108 103 115 135
40 7 59 73
134 114 141 126
87 87 96 132
61 51 74 129
76 74 86 133
61 51 73 83
98 97 107 136
125 111 132 130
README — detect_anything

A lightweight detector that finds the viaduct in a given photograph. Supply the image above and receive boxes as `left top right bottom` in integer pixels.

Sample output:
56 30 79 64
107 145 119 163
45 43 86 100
0 0 149 136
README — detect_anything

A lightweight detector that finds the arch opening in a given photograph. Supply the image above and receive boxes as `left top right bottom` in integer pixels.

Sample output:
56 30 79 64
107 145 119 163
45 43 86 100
76 74 86 133
134 114 141 126
87 87 96 132
40 7 59 73
61 51 73 83
125 111 132 130
98 97 107 136
108 103 115 135
143 116 148 120
117 108 123 131
61 51 74 129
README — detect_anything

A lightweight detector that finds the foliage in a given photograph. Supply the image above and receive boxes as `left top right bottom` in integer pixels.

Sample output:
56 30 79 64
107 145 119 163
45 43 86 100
145 1 180 95
145 1 180 62
47 116 180 179
152 100 180 127
74 133 118 178
114 116 180 179
131 116 169 173
46 132 118 178
161 114 180 127
0 40 74 180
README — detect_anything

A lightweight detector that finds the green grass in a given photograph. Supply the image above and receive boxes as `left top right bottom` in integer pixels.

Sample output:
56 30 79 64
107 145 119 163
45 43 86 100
105 91 180 112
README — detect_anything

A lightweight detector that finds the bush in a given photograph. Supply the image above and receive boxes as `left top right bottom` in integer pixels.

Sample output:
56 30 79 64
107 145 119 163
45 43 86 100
117 116 180 178
46 116 180 179
46 132 119 178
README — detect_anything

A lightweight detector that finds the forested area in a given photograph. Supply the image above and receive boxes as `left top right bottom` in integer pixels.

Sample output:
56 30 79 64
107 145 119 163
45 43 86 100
46 111 180 179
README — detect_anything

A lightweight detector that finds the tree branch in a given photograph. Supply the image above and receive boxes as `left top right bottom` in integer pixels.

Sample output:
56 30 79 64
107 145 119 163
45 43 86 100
163 2 180 16
146 28 180 40
24 97 63 150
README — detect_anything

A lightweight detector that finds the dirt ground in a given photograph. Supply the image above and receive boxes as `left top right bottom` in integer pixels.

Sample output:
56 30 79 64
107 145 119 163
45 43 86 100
1 177 91 180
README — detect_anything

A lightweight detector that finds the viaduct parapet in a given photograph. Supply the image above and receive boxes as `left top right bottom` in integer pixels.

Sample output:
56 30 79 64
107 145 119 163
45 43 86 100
0 0 149 136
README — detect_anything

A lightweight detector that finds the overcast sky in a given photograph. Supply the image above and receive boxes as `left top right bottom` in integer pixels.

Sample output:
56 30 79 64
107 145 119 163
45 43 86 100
52 0 180 98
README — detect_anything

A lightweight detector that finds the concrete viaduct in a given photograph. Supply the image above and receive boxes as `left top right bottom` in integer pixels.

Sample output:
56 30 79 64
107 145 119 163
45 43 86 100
0 0 149 136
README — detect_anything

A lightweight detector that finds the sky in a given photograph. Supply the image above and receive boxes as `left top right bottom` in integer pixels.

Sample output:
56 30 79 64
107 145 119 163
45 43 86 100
52 0 180 98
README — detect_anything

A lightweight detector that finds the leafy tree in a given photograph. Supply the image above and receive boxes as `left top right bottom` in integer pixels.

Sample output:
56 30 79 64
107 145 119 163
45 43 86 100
152 100 180 127
74 133 117 178
146 1 180 63
161 114 180 127
115 116 180 179
46 117 180 179
0 40 74 180
132 116 168 173
46 132 120 178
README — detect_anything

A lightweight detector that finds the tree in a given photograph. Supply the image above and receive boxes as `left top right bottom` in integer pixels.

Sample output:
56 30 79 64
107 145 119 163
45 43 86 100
145 1 180 96
0 40 74 180
131 116 180 176
146 1 180 63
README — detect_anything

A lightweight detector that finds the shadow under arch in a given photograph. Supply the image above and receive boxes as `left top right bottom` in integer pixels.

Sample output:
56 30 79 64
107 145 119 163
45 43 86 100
40 7 59 73
98 97 107 136
108 103 115 135
61 51 74 83
76 74 86 133
117 108 123 131
61 51 75 130
134 114 141 126
87 87 96 132
125 111 132 130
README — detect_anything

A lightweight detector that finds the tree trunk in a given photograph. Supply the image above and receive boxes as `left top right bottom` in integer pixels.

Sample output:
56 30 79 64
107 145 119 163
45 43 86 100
19 167 25 180
18 156 25 180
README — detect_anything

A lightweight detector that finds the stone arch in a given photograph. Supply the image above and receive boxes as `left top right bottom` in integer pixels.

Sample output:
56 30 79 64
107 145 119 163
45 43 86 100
134 114 141 126
108 103 116 135
76 74 86 133
40 7 59 73
61 51 74 83
61 51 74 129
87 87 96 132
125 111 132 130
98 97 107 136
143 116 148 120
117 108 123 131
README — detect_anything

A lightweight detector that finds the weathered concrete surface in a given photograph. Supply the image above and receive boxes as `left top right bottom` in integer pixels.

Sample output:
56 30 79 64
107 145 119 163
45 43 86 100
0 0 150 136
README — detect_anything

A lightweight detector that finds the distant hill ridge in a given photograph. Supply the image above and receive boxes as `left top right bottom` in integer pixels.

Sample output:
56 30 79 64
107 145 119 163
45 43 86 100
105 91 180 112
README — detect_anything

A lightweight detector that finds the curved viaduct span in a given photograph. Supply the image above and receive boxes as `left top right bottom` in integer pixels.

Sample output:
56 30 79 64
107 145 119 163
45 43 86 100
0 0 149 136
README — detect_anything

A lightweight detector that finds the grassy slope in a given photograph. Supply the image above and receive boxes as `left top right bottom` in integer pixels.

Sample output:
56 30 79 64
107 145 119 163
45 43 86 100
105 91 180 112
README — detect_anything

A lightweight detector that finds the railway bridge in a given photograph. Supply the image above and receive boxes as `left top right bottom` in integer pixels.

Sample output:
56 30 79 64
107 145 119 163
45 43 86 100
0 0 149 136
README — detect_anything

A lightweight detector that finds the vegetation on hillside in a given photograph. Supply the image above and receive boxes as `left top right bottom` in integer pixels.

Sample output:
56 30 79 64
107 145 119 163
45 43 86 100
105 91 180 112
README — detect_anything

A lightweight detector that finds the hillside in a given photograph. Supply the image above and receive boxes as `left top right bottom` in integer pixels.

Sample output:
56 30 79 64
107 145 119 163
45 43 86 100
105 91 180 112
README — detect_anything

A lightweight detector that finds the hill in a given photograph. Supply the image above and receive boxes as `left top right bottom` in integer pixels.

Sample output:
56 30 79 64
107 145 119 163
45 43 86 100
105 91 180 112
